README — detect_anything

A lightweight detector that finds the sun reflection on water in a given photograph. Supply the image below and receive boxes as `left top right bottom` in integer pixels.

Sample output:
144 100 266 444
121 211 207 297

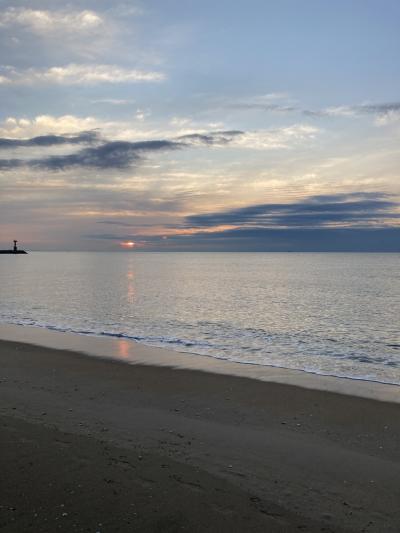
117 339 130 360
126 269 135 302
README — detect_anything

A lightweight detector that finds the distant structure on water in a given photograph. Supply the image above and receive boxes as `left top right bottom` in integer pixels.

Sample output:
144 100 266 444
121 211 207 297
0 240 28 254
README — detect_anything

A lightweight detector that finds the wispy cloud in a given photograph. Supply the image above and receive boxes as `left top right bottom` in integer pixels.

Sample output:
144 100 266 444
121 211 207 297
0 115 103 139
227 93 297 114
0 8 104 35
361 103 400 125
231 95 400 125
0 64 165 86
232 125 318 149
177 130 243 146
90 98 135 106
174 125 317 150
305 102 400 122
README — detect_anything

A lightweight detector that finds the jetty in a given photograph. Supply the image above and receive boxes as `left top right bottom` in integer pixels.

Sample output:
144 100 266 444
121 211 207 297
0 240 28 254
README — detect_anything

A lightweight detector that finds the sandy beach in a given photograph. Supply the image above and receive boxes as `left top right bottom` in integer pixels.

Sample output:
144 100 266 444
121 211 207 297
1 330 400 532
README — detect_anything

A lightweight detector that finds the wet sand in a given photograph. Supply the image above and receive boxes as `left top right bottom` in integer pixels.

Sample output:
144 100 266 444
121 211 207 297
1 332 400 532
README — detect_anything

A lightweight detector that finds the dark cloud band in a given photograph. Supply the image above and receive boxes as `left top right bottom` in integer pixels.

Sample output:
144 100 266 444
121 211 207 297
0 130 244 171
0 130 99 149
185 192 398 229
86 226 400 252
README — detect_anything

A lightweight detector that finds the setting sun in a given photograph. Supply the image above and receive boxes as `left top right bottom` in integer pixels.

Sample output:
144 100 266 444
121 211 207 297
120 241 135 248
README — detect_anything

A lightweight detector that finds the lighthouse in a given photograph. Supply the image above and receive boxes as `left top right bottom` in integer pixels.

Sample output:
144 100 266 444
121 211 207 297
0 240 28 254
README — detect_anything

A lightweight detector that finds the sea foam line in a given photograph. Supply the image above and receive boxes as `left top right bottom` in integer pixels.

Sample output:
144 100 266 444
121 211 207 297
1 318 399 388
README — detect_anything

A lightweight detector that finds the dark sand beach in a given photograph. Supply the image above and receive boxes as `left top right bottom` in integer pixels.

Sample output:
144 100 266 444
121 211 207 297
1 331 400 532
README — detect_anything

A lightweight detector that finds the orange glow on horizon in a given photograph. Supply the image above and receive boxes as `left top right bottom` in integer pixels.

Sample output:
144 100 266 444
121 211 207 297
120 241 135 248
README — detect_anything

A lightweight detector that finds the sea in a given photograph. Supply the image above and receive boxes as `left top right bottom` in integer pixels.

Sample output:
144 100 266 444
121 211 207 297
0 252 399 385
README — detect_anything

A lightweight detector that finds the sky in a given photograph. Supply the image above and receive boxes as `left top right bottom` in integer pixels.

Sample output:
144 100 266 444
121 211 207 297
0 0 399 251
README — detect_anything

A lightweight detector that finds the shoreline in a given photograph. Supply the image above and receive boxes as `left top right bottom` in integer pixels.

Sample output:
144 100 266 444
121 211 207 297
0 323 399 403
1 330 400 531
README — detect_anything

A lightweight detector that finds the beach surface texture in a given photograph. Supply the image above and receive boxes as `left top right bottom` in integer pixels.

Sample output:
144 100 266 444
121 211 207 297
0 328 400 532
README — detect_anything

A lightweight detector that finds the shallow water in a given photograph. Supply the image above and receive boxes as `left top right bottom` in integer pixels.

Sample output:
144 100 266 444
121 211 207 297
0 252 399 384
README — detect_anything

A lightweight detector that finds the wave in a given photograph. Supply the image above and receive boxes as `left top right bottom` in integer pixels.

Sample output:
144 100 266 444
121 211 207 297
1 317 399 387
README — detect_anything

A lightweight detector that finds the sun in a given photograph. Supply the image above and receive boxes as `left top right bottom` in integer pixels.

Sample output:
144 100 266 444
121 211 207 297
120 241 135 248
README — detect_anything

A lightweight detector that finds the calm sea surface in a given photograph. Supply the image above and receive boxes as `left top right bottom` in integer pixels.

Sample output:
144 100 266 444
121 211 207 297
0 252 399 384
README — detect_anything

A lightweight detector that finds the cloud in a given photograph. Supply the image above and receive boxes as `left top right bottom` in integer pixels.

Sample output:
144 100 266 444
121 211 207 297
0 130 99 149
0 129 249 171
184 192 399 229
0 115 104 139
164 226 400 252
347 102 400 116
177 125 317 150
303 106 356 118
0 115 318 154
0 64 165 85
228 100 297 113
305 102 400 125
233 125 318 149
360 103 400 125
91 98 135 106
226 92 294 111
42 140 184 170
231 95 400 125
0 139 182 171
86 225 400 252
0 7 126 61
0 8 104 34
177 130 244 146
